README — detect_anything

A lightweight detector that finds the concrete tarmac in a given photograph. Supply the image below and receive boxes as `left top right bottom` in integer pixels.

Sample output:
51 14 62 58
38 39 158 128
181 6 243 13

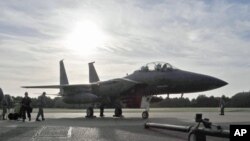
1 108 250 141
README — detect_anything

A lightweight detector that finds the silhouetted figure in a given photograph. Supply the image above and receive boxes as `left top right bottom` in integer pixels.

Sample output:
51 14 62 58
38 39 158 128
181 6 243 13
36 92 46 121
21 92 32 122
219 96 225 115
155 64 162 71
1 95 8 120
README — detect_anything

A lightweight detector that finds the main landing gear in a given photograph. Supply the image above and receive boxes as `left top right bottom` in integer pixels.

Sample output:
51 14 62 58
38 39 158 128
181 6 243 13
99 104 105 117
86 107 95 118
113 101 123 117
141 96 152 119
85 96 153 119
85 104 96 118
114 107 123 117
86 104 106 118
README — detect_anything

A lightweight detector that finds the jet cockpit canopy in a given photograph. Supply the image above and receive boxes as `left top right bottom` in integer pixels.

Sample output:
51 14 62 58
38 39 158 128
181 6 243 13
140 62 176 72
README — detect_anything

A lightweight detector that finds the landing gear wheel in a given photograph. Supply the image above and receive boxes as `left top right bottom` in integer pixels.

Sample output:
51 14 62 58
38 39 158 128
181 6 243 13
114 108 122 117
86 107 94 118
142 111 149 119
100 106 105 117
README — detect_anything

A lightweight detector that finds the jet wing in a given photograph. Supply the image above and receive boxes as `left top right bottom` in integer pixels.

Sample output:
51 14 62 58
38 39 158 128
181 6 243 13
22 84 93 89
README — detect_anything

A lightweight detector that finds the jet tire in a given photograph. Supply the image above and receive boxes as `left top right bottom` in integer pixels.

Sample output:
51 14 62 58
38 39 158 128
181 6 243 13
114 108 122 117
86 107 93 117
142 111 149 119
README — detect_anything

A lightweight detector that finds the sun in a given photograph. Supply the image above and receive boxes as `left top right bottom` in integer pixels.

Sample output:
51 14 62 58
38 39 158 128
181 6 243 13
65 21 107 55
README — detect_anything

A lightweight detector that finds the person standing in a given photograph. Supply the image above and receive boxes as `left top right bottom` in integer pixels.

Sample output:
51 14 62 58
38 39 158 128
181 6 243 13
21 92 32 122
219 96 225 115
1 95 8 120
36 92 46 121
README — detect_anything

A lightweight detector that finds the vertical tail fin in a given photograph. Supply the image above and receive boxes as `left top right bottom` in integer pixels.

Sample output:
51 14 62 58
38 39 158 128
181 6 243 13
88 62 100 83
60 60 69 85
0 88 4 102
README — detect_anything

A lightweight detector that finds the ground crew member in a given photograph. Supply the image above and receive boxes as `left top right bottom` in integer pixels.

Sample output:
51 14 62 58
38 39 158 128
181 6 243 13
36 92 46 121
1 95 8 120
219 96 225 115
5 95 13 113
21 92 32 122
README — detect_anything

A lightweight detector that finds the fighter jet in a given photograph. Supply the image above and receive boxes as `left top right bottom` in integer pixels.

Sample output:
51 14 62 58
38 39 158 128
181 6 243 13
23 61 227 119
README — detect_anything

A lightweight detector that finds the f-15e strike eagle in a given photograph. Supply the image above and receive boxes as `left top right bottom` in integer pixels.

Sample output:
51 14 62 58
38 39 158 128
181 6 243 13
23 60 227 119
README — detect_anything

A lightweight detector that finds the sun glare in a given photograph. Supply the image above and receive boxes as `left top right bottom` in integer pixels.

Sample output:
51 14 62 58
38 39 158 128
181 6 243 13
66 21 107 55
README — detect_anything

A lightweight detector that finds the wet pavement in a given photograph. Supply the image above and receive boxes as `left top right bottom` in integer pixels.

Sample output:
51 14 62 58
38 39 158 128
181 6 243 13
1 109 250 141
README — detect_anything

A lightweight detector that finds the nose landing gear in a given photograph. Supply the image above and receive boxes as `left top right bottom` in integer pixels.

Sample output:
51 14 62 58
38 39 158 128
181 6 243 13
142 111 149 119
141 96 152 119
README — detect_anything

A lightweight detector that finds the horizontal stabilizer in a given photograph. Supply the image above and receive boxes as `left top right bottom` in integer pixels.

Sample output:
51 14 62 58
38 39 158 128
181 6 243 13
22 84 93 89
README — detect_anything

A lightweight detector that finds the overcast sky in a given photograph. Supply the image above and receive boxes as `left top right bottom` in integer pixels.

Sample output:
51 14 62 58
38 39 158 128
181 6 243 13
0 0 249 98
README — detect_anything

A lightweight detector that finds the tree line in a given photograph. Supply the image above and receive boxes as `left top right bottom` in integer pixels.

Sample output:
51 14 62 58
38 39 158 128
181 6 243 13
9 91 250 108
154 91 250 107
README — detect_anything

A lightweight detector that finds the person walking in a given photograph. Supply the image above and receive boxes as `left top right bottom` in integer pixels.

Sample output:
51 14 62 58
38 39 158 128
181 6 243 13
21 92 32 122
36 92 46 121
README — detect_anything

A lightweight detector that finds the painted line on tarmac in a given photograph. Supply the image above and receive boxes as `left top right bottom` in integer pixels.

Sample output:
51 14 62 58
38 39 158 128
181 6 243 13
67 126 72 138
32 126 46 141
6 125 18 128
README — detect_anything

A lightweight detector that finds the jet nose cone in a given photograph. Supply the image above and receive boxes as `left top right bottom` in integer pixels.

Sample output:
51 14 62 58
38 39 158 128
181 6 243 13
194 74 228 92
206 76 228 90
215 79 228 88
